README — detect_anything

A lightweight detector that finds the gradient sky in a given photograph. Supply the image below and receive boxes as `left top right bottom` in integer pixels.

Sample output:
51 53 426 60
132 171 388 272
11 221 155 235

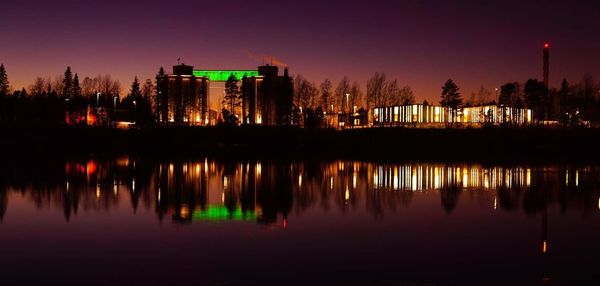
2 0 600 102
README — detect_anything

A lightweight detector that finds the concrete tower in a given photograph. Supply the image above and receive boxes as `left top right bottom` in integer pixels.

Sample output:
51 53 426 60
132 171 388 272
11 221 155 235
543 43 550 87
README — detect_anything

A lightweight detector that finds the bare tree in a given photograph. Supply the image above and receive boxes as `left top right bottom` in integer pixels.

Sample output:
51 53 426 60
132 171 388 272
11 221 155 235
335 76 351 113
51 75 64 97
29 77 46 96
399 85 415 105
307 81 319 109
366 72 386 110
350 81 363 111
141 79 154 100
81 76 99 98
294 75 310 109
384 79 400 106
319 79 332 113
477 86 492 105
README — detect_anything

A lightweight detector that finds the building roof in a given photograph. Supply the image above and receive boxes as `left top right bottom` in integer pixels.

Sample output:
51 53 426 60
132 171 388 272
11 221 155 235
193 70 260 81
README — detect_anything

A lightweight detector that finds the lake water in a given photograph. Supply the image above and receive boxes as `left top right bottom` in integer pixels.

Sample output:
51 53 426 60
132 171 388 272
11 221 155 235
0 157 599 285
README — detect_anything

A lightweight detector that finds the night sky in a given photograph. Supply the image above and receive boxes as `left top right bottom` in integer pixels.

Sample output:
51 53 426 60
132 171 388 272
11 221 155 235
2 0 600 102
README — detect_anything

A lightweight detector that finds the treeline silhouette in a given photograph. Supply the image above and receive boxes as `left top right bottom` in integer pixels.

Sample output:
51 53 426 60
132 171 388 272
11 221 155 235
0 65 153 126
2 62 600 127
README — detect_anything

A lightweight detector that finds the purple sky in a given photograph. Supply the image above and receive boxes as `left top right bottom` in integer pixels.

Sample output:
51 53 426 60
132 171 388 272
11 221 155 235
2 0 600 102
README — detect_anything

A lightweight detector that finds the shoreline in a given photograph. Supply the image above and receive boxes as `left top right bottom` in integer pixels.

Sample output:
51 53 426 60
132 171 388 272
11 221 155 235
1 126 599 162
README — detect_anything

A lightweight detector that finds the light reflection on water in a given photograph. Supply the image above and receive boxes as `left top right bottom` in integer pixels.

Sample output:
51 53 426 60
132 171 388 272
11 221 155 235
0 158 599 285
1 159 597 223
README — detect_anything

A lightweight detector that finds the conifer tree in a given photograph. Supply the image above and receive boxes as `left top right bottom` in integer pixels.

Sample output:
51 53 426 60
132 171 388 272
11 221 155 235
62 66 73 98
0 64 9 96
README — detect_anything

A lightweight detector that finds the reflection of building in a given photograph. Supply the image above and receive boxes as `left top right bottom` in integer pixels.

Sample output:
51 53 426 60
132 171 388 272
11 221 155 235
373 104 532 126
372 164 532 191
5 158 599 224
157 64 293 126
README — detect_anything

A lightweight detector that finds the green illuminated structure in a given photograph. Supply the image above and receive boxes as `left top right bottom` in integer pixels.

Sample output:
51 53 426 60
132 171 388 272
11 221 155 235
193 70 260 81
192 205 257 221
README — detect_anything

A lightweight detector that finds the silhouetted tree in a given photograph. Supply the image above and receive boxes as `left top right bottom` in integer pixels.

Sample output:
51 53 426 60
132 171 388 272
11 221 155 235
558 79 572 124
319 79 333 113
121 76 153 126
524 79 547 121
62 66 73 99
293 75 320 126
223 74 240 122
0 64 9 96
399 85 415 105
573 74 599 121
154 67 167 123
72 73 81 98
350 81 363 110
383 79 400 106
130 76 141 98
477 85 492 105
81 76 98 98
141 79 154 101
441 79 462 124
335 76 351 113
499 82 518 106
367 72 386 110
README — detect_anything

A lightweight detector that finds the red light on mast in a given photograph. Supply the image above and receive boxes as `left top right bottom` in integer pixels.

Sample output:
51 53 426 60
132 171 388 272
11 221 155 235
544 43 550 49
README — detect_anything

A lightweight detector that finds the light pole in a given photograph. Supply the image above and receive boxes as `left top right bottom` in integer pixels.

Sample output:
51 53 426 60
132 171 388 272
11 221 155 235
96 92 100 107
495 88 499 104
133 100 137 125
113 96 118 126
345 93 350 128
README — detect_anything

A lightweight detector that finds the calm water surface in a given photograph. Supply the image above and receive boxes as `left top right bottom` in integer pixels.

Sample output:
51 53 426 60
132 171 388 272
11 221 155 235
0 158 599 285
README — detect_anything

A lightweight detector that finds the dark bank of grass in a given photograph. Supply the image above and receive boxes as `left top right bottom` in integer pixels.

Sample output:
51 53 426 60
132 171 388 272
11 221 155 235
0 125 599 163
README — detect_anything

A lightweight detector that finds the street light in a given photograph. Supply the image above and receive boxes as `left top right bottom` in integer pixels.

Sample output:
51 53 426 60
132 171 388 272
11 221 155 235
345 93 350 128
133 100 137 125
495 88 499 104
345 93 350 113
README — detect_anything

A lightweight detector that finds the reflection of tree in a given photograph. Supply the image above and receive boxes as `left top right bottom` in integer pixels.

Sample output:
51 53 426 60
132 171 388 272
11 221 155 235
0 190 7 221
257 163 293 224
523 188 548 215
497 187 520 211
441 185 461 214
3 160 600 225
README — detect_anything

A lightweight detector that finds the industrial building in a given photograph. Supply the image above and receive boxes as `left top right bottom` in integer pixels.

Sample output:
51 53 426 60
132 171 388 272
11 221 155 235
157 64 293 126
156 64 208 125
240 65 293 125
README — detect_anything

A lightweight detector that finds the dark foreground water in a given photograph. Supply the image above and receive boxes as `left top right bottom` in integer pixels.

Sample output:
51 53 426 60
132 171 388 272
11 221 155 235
0 158 599 285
